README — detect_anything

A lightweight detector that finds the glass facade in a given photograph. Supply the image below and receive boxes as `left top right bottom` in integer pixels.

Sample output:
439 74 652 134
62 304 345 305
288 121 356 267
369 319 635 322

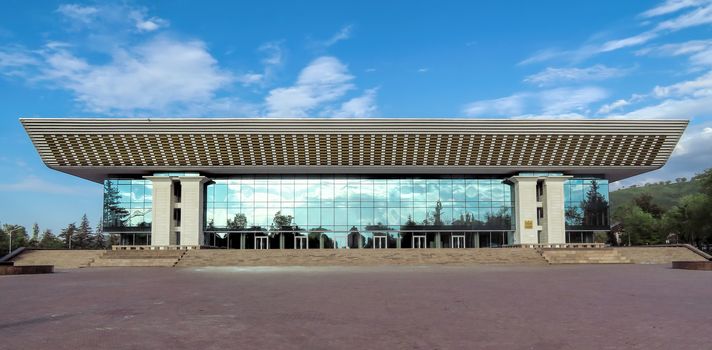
564 178 610 231
103 179 153 232
204 176 514 248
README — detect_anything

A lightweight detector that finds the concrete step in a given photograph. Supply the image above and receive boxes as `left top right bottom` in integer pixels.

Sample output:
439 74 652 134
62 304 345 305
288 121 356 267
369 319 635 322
12 250 105 268
90 258 179 267
541 249 632 264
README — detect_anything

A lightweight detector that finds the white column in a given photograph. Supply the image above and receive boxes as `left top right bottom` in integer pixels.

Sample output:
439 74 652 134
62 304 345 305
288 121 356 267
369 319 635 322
510 176 539 245
178 176 209 246
144 176 174 246
541 176 571 244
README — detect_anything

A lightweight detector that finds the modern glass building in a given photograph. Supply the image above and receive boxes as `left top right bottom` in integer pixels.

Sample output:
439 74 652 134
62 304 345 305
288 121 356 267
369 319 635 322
22 118 686 249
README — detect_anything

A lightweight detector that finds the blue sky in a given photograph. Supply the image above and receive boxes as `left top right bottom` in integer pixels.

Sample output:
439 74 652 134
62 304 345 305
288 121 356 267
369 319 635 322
1 0 711 233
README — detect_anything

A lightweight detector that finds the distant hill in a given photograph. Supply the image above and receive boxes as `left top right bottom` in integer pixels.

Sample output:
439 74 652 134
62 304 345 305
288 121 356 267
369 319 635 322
610 179 702 212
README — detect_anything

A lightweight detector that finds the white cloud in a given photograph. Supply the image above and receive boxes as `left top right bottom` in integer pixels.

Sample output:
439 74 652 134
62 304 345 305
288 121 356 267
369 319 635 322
316 25 353 48
0 48 39 75
417 68 429 73
57 3 168 33
464 87 607 117
236 73 264 86
232 41 285 87
524 64 628 86
265 56 355 116
333 88 378 117
34 37 235 114
132 14 169 32
656 3 712 31
56 4 98 24
463 94 528 116
0 175 98 195
598 99 631 114
638 39 712 67
522 1 712 64
640 0 709 18
597 94 647 114
541 87 608 114
652 71 712 97
599 31 658 52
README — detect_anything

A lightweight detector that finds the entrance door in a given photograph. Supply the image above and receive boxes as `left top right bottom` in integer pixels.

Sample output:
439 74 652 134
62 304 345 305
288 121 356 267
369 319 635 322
294 236 308 249
255 236 269 249
373 236 387 249
451 234 465 248
412 235 427 249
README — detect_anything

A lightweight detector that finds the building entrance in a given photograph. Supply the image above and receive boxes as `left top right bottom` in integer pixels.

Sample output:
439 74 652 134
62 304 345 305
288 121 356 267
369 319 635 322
452 234 465 248
373 236 387 249
412 235 427 249
255 236 269 249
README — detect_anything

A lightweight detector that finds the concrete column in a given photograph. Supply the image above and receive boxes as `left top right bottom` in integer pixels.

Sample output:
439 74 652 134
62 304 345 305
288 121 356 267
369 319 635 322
144 177 174 246
435 233 442 248
474 233 480 248
510 176 539 245
178 176 209 246
396 234 401 249
541 176 571 244
240 233 245 249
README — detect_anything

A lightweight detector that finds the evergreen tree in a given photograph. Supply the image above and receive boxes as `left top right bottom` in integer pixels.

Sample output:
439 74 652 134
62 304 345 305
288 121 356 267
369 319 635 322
74 214 93 249
103 180 128 228
29 223 40 248
59 223 77 249
581 180 609 227
39 229 64 249
92 221 106 249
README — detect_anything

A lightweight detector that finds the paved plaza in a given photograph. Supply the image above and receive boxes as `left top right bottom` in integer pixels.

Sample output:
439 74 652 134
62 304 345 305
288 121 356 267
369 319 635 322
1 264 711 350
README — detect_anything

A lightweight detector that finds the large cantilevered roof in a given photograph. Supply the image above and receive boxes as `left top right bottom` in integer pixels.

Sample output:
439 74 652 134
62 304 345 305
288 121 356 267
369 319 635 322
21 118 688 183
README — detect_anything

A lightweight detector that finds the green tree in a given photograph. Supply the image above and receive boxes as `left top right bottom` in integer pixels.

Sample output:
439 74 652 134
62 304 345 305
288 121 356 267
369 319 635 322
663 194 710 247
29 223 41 248
103 180 128 228
581 180 609 227
59 223 77 249
618 205 662 245
270 211 293 249
633 193 663 219
39 229 64 249
227 213 248 230
73 214 93 249
0 224 28 253
92 221 106 249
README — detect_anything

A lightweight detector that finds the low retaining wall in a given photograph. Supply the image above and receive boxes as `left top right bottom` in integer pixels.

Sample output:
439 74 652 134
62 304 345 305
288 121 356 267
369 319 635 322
0 264 54 275
672 261 712 271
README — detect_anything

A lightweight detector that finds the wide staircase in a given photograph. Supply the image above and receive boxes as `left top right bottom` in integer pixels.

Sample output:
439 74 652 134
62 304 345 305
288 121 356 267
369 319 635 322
615 247 708 264
12 249 104 268
540 248 632 264
176 248 548 267
89 250 187 267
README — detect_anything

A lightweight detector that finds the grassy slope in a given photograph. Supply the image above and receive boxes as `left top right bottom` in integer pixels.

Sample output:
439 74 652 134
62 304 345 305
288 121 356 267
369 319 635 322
610 179 702 212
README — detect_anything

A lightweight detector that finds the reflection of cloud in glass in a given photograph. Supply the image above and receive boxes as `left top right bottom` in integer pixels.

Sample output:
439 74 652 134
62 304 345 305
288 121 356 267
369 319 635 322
203 176 515 232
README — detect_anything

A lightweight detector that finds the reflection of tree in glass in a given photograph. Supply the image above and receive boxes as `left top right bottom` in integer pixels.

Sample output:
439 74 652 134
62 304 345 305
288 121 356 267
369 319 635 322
227 213 247 230
581 180 609 227
104 181 128 227
565 206 583 226
433 200 443 226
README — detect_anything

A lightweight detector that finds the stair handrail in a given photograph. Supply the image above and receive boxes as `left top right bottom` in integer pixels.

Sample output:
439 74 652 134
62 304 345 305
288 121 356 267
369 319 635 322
0 247 26 262
681 244 712 260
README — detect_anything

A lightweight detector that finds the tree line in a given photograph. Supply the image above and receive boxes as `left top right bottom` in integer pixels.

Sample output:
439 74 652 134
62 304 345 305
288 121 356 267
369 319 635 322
0 214 116 253
612 168 712 249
